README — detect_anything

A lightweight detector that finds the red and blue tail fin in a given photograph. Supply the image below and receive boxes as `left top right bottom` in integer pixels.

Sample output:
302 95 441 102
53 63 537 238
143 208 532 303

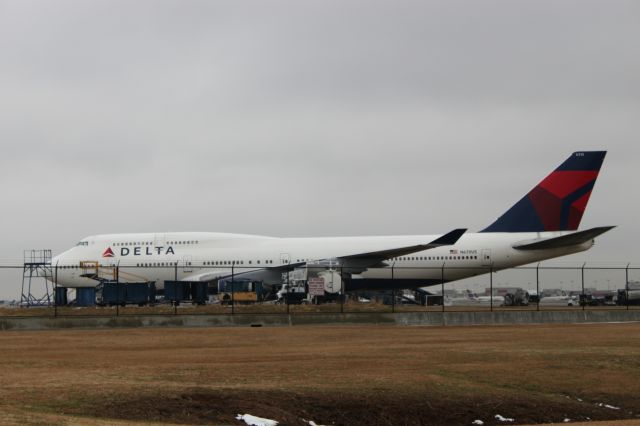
481 151 606 233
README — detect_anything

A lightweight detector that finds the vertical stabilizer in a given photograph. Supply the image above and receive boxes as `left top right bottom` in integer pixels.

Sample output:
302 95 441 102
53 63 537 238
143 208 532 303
481 151 606 232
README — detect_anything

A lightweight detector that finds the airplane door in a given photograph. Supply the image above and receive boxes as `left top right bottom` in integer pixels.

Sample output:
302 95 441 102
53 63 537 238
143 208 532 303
280 253 291 266
154 233 166 248
481 249 492 267
182 255 193 273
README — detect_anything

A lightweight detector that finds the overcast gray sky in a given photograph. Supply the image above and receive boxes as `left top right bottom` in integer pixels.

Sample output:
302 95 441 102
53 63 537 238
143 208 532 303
1 0 638 299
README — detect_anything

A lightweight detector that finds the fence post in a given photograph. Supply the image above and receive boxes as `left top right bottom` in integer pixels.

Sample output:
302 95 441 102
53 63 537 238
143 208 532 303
54 261 58 318
441 263 445 313
116 263 120 317
391 263 395 313
172 263 177 315
490 266 493 312
286 268 290 315
340 267 345 314
536 263 540 312
626 263 630 310
581 263 586 311
391 264 396 313
231 263 235 315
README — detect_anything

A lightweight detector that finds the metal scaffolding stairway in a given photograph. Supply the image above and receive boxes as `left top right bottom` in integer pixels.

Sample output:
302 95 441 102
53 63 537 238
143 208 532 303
21 249 53 307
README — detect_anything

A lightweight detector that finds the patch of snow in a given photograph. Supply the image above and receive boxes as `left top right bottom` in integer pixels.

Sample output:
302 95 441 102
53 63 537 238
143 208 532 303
563 419 571 423
472 420 484 425
597 403 620 410
495 414 515 422
309 421 327 426
577 398 583 402
236 414 279 426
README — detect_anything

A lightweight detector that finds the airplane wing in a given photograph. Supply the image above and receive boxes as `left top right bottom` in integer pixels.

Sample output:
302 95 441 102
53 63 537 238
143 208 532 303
180 228 467 283
512 226 615 250
333 228 466 273
340 228 467 261
268 228 467 271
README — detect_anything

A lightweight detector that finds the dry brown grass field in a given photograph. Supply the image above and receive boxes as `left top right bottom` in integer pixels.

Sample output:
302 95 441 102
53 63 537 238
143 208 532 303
0 323 639 425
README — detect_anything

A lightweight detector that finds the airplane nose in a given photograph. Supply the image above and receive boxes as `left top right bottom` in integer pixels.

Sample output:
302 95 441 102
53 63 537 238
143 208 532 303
51 250 71 268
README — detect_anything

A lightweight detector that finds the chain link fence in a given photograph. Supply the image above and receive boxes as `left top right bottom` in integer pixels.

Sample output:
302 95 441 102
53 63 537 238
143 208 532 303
0 262 639 318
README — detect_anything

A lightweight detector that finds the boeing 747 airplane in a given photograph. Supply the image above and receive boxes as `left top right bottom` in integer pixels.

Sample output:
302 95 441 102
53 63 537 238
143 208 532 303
50 151 613 292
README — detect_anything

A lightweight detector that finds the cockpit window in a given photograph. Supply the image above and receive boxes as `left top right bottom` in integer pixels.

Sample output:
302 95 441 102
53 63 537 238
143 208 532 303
76 241 89 246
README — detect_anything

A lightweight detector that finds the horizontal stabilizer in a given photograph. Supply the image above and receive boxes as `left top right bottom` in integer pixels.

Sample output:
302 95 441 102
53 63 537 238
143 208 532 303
513 226 615 250
342 228 467 260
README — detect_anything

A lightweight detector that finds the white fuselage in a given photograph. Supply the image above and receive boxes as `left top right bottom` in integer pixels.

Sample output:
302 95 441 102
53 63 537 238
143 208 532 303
51 231 593 290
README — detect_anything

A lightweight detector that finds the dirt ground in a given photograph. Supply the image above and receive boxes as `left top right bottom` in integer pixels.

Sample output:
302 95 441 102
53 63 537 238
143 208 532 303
0 323 639 425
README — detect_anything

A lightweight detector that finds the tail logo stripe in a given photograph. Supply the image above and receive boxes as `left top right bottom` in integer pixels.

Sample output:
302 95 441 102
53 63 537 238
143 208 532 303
538 171 599 199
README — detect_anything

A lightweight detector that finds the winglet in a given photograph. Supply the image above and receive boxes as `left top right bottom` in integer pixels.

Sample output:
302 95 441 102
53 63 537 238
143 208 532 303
429 228 467 246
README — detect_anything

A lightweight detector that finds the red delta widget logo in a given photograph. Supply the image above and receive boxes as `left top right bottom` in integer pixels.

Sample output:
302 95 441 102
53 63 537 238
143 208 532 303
102 246 175 258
